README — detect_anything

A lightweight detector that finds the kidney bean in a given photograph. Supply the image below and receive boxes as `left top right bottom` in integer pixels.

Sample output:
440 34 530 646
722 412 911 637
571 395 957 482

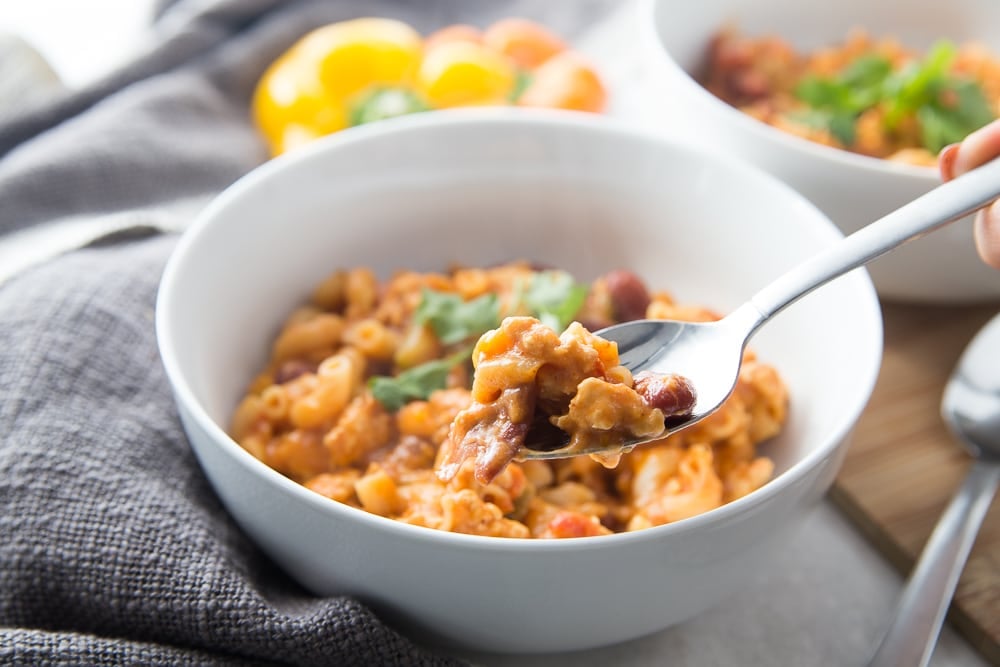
603 270 651 322
713 38 753 69
633 371 697 417
273 359 316 384
732 69 769 99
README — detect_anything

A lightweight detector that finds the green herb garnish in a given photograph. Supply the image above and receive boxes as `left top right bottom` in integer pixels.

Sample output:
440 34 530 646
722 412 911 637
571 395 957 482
368 348 471 411
881 41 955 128
789 107 858 145
523 271 588 332
794 54 893 144
915 78 995 152
414 288 500 345
350 87 429 127
793 40 995 152
508 69 534 102
369 270 589 410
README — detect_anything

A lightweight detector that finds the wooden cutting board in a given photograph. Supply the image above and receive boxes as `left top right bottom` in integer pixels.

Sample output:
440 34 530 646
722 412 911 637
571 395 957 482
830 300 1000 665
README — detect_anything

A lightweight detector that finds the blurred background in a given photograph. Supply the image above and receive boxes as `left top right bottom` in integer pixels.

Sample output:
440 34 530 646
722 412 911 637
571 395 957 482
0 0 154 102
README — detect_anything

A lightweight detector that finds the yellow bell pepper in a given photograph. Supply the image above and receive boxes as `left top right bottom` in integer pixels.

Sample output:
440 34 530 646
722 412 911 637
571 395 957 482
418 41 517 108
252 17 423 155
252 17 608 156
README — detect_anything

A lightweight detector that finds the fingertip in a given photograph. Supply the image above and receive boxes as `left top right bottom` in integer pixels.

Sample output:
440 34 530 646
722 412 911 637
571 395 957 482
951 121 1000 177
938 143 960 181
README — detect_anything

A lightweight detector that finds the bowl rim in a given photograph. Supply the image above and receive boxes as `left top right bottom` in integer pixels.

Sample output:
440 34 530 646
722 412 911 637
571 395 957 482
637 0 942 183
155 107 884 551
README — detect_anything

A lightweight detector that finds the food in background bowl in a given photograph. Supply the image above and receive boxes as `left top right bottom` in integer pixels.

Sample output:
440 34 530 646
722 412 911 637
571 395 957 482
702 28 999 166
230 262 783 538
641 0 1000 302
156 112 882 652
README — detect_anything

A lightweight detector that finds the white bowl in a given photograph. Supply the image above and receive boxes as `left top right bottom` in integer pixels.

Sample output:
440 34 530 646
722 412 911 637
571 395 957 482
640 0 1000 303
156 110 882 653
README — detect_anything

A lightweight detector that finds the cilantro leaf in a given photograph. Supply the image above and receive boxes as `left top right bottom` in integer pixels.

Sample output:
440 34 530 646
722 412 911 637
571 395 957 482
919 106 959 154
793 40 996 153
883 41 994 151
828 112 858 146
524 271 588 332
350 87 428 127
948 79 996 129
368 348 470 411
795 76 850 110
795 55 892 114
919 79 996 152
789 108 856 145
882 41 955 128
415 289 500 345
841 55 894 90
794 55 893 146
509 69 533 103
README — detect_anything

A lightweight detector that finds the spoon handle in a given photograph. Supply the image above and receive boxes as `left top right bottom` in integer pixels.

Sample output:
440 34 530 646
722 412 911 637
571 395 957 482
748 156 1000 328
866 460 1000 667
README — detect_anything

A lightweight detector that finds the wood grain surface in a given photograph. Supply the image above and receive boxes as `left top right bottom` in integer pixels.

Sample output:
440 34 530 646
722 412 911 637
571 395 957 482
830 301 1000 666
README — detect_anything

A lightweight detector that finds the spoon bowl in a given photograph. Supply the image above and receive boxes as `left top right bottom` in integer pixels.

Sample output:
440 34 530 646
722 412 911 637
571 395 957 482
520 306 758 459
522 154 1000 460
942 318 1000 460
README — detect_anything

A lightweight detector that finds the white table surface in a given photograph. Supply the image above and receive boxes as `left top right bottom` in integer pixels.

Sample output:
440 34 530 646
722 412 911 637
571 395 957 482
458 502 985 667
0 2 990 665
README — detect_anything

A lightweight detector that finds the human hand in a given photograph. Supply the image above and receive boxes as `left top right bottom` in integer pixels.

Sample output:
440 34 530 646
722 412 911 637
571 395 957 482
939 120 1000 269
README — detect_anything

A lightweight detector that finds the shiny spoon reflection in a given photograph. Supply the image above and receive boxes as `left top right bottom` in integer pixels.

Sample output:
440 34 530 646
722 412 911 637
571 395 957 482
520 155 1000 460
866 312 1000 667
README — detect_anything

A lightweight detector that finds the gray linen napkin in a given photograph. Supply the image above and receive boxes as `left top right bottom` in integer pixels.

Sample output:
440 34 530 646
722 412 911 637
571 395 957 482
0 1 612 664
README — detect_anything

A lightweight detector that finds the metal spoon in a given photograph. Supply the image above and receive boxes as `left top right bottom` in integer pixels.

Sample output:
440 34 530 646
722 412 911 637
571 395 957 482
521 155 1000 460
866 312 1000 667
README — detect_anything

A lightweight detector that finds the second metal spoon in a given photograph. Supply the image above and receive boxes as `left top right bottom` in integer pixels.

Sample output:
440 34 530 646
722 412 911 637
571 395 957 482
866 311 1000 667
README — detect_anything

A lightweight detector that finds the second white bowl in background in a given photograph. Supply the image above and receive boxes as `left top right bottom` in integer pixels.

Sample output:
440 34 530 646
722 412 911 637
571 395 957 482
640 0 1000 303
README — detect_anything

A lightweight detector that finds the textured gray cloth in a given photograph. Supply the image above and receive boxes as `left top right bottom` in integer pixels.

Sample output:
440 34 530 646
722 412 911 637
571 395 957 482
0 1 611 664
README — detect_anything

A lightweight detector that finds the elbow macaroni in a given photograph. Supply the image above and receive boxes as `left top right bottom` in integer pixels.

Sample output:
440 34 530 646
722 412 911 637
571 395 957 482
229 262 789 538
